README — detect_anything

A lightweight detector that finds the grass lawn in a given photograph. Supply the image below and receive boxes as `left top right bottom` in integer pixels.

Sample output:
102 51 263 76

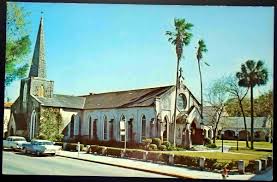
215 140 273 149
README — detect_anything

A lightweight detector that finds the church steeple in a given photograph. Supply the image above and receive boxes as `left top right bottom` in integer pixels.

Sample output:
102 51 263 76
29 15 46 78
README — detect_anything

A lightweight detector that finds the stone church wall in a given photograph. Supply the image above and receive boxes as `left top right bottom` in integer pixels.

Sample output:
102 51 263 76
82 107 156 143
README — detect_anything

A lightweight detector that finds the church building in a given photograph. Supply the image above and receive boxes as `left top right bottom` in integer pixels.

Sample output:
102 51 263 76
8 17 211 148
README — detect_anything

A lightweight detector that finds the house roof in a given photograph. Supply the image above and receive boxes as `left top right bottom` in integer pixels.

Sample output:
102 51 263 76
33 94 86 109
4 102 13 108
219 117 269 129
83 85 173 110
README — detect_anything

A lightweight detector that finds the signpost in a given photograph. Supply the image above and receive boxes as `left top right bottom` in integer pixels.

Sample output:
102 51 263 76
120 120 126 151
77 142 80 157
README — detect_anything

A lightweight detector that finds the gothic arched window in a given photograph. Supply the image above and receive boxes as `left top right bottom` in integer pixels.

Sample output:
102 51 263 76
103 115 108 140
141 115 146 140
120 115 126 142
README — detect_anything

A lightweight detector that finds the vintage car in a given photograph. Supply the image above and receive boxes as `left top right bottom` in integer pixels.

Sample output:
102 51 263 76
22 139 62 156
3 136 28 151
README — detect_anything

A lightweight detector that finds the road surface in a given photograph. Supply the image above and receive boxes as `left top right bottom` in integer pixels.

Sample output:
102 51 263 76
2 150 174 178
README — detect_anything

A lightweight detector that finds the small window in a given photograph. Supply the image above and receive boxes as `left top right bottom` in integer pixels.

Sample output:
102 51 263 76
103 115 108 140
141 115 146 139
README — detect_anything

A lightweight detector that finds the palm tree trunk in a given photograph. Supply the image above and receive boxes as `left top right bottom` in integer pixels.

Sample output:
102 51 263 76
197 59 203 121
250 86 254 149
239 99 249 148
172 58 180 147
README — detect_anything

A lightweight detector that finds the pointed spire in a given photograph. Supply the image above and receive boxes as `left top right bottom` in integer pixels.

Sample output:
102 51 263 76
29 14 46 78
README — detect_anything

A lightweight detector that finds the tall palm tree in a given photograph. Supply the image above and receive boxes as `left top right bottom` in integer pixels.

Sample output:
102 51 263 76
236 60 268 149
196 39 208 122
166 18 193 147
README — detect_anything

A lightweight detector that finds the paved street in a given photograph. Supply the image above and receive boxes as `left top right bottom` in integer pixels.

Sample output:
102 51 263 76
2 151 173 178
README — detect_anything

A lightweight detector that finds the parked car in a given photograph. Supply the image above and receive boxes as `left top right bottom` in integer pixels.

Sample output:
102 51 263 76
22 139 62 156
3 136 28 151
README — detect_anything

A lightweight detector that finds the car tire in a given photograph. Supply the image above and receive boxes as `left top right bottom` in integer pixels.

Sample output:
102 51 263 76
36 151 41 156
23 148 27 154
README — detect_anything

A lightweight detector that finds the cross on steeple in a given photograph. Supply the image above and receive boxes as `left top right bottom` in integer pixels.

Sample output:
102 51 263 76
28 15 46 78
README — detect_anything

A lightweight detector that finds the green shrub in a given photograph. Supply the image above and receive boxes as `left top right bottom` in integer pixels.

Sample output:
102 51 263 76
245 160 255 173
148 144 158 151
167 146 177 151
206 143 217 148
174 155 199 167
151 138 161 147
125 149 144 159
204 137 212 145
162 141 171 148
147 152 161 161
159 153 171 163
90 145 106 155
142 138 152 149
159 145 167 151
227 161 237 170
64 143 84 151
205 158 218 170
106 148 123 157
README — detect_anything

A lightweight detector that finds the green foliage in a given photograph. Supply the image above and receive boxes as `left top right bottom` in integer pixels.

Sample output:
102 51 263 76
205 158 218 169
64 143 84 151
148 144 158 151
147 152 161 161
166 18 194 60
174 155 199 167
6 3 31 87
142 138 152 149
204 137 212 145
151 138 161 147
162 141 171 148
159 145 167 151
225 90 272 117
106 148 123 157
125 149 144 159
206 143 217 148
39 108 64 142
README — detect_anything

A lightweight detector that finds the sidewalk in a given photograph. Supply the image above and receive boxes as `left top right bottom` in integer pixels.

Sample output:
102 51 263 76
56 150 272 180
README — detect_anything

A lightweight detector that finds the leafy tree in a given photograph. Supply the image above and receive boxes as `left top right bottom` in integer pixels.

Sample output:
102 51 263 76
196 39 209 122
6 3 31 93
225 76 249 148
236 60 268 149
39 108 64 141
166 18 193 147
205 78 230 143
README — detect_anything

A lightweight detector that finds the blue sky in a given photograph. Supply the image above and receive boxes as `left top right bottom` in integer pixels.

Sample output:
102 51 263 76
6 3 274 102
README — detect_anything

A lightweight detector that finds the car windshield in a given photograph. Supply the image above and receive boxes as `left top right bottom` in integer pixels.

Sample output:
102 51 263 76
38 142 53 145
13 138 26 141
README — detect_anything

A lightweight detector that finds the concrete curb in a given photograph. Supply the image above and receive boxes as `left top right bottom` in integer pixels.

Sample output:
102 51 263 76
56 154 197 179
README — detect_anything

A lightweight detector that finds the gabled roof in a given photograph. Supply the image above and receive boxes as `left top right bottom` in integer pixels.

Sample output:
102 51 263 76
83 85 173 110
219 117 269 129
33 94 86 109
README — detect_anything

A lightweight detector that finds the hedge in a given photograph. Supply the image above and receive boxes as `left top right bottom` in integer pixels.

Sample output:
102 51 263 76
159 153 171 164
147 152 161 162
125 149 144 159
90 145 106 155
148 144 158 151
152 138 161 147
245 160 255 173
174 155 200 167
205 158 218 170
64 143 84 151
106 148 123 157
